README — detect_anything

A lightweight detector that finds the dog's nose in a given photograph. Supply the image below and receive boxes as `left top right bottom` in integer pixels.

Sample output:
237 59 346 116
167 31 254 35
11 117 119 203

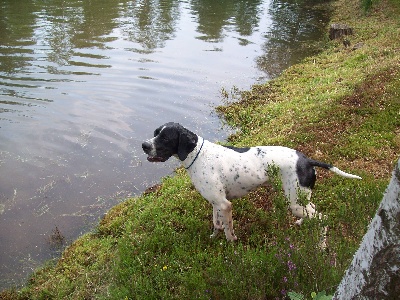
142 141 151 153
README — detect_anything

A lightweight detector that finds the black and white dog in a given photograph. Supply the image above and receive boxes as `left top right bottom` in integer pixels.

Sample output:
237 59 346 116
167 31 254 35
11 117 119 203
142 122 361 241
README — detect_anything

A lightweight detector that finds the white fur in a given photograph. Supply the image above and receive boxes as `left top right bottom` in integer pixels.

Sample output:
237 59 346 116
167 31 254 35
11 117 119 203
143 124 361 243
183 137 320 241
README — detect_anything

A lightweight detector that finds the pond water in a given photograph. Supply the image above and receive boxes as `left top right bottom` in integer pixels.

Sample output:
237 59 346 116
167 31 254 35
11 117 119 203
0 0 331 289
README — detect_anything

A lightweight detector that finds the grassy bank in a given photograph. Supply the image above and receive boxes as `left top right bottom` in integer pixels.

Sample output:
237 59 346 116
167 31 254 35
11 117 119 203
2 0 399 299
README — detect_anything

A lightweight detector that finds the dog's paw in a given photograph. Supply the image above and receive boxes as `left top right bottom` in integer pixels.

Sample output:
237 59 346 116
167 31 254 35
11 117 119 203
318 232 328 250
210 228 222 239
295 218 304 226
225 233 237 242
318 213 328 221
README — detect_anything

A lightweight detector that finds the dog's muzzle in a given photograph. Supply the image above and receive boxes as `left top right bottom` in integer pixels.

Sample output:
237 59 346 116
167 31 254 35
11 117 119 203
142 141 168 162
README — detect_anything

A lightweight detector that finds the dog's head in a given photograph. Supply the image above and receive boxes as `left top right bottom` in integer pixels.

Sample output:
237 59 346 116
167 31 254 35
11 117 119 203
142 122 198 162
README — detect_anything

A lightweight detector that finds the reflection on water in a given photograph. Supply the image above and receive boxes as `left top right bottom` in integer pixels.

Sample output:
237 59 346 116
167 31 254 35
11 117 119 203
0 0 331 289
258 0 332 77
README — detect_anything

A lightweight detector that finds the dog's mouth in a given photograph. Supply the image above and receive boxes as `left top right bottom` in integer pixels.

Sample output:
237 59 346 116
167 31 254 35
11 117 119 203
147 156 168 163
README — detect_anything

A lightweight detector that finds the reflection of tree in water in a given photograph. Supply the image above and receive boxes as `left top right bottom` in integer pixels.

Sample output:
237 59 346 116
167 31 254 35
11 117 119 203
190 0 262 43
42 1 119 67
233 0 263 37
0 0 182 77
76 0 120 48
256 0 332 79
0 1 37 74
119 0 181 53
45 11 79 66
0 0 333 78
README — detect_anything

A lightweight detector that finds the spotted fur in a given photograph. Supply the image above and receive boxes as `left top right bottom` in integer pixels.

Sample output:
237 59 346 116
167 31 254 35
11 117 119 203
142 122 361 241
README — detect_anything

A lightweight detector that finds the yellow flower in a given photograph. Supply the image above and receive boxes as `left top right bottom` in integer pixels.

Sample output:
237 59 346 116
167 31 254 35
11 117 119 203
162 265 168 271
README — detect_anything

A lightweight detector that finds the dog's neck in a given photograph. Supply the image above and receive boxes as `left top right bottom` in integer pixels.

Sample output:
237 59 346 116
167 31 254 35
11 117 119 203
183 136 204 170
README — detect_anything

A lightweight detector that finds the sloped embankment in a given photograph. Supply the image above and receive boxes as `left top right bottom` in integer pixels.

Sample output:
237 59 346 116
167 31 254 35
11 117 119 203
2 0 399 299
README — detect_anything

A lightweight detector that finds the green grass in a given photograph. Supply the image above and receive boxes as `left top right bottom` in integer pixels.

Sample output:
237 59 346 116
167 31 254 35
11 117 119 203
2 0 400 299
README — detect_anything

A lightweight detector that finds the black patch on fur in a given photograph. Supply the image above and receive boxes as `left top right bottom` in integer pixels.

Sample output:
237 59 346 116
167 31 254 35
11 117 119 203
176 125 198 161
295 151 333 189
151 122 198 162
223 145 250 153
295 151 317 189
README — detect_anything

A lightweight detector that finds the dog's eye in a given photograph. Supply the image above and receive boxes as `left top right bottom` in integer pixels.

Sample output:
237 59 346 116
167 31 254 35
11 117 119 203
159 134 168 142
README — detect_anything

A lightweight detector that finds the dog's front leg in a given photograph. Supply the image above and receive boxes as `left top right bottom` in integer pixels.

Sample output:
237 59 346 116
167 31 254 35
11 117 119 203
219 199 237 241
201 189 236 241
210 204 223 239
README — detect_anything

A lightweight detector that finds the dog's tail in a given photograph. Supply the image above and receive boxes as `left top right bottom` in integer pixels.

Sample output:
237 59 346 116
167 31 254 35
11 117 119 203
310 160 362 180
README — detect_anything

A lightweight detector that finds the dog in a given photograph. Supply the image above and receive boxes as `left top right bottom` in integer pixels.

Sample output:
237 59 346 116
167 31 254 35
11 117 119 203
142 122 361 241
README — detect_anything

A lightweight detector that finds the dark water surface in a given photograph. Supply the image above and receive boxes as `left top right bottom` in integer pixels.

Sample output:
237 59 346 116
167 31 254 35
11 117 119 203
0 0 331 289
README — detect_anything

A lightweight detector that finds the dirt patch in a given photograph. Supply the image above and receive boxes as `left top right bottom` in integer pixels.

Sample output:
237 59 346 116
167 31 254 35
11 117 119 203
249 186 275 212
143 183 163 196
341 67 397 109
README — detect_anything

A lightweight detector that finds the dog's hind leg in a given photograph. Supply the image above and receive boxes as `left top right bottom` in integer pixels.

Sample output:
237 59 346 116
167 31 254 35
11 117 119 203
283 182 323 224
285 183 328 249
283 182 315 222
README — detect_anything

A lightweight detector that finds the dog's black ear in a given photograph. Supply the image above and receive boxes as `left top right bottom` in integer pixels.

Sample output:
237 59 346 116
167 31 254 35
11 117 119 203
177 127 198 161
